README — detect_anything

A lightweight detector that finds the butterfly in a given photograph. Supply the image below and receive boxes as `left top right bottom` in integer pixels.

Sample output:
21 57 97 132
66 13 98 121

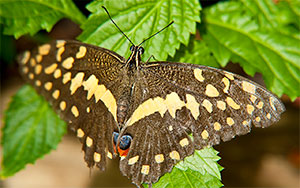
17 7 285 187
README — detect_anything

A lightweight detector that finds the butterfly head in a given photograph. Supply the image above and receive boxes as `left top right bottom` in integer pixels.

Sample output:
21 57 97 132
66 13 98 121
126 45 144 69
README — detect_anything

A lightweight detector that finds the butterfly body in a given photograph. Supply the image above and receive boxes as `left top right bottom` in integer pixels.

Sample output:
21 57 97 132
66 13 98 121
18 40 285 186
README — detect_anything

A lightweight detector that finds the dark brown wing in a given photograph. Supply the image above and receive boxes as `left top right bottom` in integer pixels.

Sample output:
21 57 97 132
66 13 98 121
120 61 285 185
18 40 126 171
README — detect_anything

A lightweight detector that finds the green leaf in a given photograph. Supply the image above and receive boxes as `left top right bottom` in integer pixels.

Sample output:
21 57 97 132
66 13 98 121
78 0 201 61
0 0 86 38
144 148 223 188
169 38 220 68
202 0 300 100
240 0 300 33
1 85 66 178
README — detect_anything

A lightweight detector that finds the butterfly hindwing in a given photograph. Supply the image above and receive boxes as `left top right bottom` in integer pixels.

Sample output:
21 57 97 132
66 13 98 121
119 61 285 185
18 40 126 170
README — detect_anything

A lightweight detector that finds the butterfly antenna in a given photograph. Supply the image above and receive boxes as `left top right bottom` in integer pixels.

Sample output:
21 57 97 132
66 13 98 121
137 21 174 47
102 6 135 46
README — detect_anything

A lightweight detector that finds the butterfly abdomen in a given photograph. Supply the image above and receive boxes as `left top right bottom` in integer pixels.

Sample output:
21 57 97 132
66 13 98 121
117 96 130 124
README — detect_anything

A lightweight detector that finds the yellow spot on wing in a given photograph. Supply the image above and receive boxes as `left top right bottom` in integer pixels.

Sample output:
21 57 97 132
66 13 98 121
86 136 93 147
44 82 52 91
53 69 62 78
255 117 261 122
127 92 184 126
107 152 113 159
128 156 139 165
186 94 200 120
71 105 79 117
226 97 240 110
250 95 257 103
201 130 209 139
225 73 234 80
63 72 72 84
226 117 234 126
141 165 150 175
247 104 255 114
242 81 256 94
86 107 90 113
205 84 219 97
169 150 180 160
70 72 84 95
222 77 230 93
100 89 117 122
217 101 226 111
36 54 42 63
94 152 101 162
214 122 221 131
179 138 189 147
23 67 29 74
56 40 66 48
155 154 164 163
35 80 41 86
153 97 167 117
28 73 34 79
38 44 51 55
35 64 42 75
62 57 74 69
242 120 248 126
77 128 84 138
257 101 264 109
94 85 106 103
52 90 60 99
60 101 66 111
194 68 205 82
76 46 87 59
165 92 185 118
44 63 57 74
269 97 277 111
30 58 36 67
56 46 65 62
202 99 213 113
267 113 271 119
82 74 99 100
21 51 30 64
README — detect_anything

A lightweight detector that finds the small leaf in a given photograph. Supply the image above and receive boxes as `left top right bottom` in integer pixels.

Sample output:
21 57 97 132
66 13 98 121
202 0 300 100
78 0 201 61
169 38 220 68
1 85 66 178
0 0 86 38
145 148 223 188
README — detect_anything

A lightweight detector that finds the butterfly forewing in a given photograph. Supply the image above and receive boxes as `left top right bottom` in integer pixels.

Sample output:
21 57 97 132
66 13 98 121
18 40 285 186
18 40 126 170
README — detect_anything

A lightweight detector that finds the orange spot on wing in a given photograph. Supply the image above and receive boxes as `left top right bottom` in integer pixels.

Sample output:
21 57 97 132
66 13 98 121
117 146 129 157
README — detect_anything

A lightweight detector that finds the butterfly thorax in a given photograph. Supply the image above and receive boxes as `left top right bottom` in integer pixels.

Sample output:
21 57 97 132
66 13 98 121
117 46 144 126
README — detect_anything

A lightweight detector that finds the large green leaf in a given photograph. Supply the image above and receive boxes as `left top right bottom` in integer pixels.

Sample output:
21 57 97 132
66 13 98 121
145 148 223 188
0 0 86 38
202 0 300 100
169 38 220 68
1 85 66 177
78 0 201 61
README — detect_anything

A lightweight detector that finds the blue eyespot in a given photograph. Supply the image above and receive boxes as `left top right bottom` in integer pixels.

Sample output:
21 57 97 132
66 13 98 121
119 135 132 150
113 132 119 145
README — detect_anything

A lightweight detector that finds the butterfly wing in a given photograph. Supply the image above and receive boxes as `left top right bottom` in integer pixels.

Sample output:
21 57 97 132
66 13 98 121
18 40 126 170
120 61 285 185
